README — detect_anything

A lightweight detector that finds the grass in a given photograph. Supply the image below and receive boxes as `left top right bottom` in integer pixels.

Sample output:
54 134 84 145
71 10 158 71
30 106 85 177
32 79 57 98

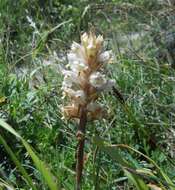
1 0 175 189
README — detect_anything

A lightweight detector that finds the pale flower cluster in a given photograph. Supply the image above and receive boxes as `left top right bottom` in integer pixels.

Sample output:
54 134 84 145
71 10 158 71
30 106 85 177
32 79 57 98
61 32 115 120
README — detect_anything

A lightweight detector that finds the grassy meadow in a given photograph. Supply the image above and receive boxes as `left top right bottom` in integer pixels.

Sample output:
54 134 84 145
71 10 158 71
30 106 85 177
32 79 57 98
0 0 175 189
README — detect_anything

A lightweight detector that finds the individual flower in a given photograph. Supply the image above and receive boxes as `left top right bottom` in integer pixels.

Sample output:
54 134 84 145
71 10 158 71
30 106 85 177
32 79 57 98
61 31 115 120
98 50 113 64
89 72 107 88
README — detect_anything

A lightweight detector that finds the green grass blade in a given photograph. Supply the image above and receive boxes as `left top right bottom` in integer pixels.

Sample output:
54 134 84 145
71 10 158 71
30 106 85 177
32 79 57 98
0 134 37 190
115 144 175 190
0 119 21 139
0 119 59 190
93 136 132 168
0 178 15 190
93 136 175 190
22 139 59 190
124 169 149 190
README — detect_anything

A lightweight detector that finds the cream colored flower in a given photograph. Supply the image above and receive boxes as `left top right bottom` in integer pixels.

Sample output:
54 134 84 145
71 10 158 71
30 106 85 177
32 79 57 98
63 88 86 105
89 72 107 88
71 42 81 52
61 31 115 120
97 79 116 92
89 72 115 91
98 50 113 64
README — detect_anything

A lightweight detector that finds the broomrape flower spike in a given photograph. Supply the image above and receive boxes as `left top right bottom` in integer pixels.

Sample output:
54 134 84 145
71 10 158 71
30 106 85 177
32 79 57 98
61 31 115 190
61 31 115 121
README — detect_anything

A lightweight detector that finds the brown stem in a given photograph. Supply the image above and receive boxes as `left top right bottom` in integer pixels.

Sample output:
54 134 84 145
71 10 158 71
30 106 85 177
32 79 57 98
112 87 125 104
76 107 87 190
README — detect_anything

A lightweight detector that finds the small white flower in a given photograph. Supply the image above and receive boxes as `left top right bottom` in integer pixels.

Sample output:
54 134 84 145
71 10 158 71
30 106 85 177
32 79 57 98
69 61 88 73
98 79 115 92
67 53 87 73
89 72 107 88
67 53 77 62
61 71 81 89
98 50 113 64
62 70 78 79
64 88 86 104
74 90 86 98
96 35 103 46
67 53 85 65
74 90 86 104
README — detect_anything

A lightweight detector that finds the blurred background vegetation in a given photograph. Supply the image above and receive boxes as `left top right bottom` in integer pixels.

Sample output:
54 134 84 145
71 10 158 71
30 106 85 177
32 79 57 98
1 0 175 189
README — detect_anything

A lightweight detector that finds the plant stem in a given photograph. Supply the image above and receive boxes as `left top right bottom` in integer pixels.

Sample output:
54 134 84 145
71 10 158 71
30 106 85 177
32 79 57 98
76 107 87 190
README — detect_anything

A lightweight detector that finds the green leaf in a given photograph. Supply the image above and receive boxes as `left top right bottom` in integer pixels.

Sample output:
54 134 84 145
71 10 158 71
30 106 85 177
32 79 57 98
93 136 132 168
93 136 175 190
0 134 37 190
0 119 59 190
0 119 21 139
22 139 58 190
124 169 149 190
